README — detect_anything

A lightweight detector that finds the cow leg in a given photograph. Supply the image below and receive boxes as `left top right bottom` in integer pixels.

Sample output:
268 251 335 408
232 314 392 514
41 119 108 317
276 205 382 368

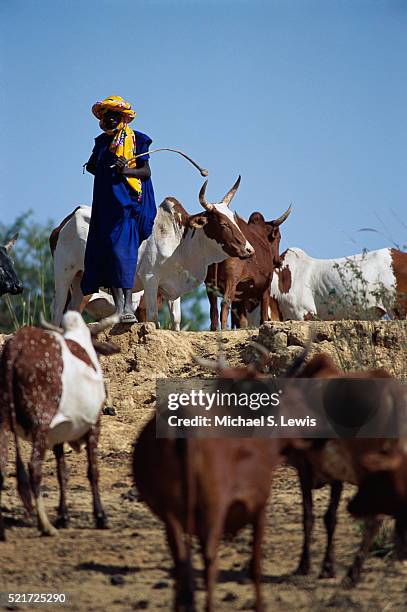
29 434 57 536
250 508 266 612
221 281 236 330
168 298 182 331
85 420 108 529
395 514 407 560
67 271 85 311
206 284 219 332
102 378 115 416
294 460 314 575
231 302 248 329
201 515 225 612
260 288 270 325
165 514 195 612
143 278 160 328
53 273 71 325
230 302 239 329
319 481 343 578
342 517 381 588
53 443 69 528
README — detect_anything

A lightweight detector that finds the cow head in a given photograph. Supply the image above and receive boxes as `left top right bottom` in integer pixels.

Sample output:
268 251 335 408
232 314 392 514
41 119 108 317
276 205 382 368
189 177 254 259
266 205 292 268
0 234 23 297
247 205 292 268
40 312 120 357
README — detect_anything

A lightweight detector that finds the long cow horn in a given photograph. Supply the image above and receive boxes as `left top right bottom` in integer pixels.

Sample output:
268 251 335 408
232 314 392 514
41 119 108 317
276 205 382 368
199 180 214 212
89 313 120 336
270 203 292 227
221 175 241 207
39 313 63 334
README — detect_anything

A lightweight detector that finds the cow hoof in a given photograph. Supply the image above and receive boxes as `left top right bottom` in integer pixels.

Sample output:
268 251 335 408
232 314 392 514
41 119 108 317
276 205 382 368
54 515 70 529
102 406 116 416
293 565 310 576
341 574 358 589
0 532 6 542
95 514 109 529
41 524 58 537
319 566 335 579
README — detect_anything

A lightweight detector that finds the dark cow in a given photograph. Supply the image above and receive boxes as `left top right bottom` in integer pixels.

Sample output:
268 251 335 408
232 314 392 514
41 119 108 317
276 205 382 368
0 312 119 540
133 351 294 612
205 206 291 330
285 353 407 586
0 234 23 297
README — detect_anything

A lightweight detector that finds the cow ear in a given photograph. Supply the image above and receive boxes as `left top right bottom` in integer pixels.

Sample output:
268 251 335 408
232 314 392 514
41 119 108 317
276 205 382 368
361 451 402 472
265 224 275 239
189 215 208 229
5 233 18 253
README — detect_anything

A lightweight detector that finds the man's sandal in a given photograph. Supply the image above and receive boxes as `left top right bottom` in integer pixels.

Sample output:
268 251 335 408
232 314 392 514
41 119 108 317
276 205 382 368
120 312 137 324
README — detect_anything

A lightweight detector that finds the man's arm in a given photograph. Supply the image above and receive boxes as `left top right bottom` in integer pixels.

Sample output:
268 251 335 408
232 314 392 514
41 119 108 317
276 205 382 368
115 157 151 180
85 153 97 175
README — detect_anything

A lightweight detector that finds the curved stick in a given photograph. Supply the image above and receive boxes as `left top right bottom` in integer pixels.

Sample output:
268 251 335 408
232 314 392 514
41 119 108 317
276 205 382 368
110 147 208 176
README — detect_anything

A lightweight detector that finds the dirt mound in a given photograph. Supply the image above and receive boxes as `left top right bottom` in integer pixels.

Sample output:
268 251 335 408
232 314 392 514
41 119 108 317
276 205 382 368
256 320 406 377
0 321 406 611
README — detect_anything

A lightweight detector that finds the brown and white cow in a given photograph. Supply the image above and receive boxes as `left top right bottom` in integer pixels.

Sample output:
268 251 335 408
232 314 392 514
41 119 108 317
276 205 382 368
134 177 254 327
269 247 407 321
0 312 119 540
205 205 291 330
285 353 407 586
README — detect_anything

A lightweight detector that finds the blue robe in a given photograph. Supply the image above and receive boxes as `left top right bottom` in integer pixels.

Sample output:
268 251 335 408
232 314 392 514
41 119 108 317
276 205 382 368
81 130 156 295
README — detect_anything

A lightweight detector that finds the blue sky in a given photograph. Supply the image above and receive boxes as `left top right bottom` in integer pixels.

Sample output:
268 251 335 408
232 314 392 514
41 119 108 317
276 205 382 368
1 0 406 257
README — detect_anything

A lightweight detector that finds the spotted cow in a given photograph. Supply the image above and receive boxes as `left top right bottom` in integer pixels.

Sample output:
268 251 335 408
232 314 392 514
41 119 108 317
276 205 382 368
0 312 119 539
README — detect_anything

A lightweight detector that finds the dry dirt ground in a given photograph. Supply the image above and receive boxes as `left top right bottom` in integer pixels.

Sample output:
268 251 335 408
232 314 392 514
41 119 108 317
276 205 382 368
0 324 406 611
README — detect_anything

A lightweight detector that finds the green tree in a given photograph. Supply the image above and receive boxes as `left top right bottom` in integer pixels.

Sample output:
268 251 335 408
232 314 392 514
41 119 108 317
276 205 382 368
158 286 208 331
0 211 55 333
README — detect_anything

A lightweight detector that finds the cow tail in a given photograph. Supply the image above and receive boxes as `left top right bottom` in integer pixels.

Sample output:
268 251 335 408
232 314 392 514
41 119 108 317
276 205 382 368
3 342 32 513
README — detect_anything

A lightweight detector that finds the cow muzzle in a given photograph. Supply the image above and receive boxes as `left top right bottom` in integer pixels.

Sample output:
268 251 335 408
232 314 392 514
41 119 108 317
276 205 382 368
240 242 255 259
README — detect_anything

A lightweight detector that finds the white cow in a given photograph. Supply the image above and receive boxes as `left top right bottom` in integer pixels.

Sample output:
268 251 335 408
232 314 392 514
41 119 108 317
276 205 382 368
248 247 406 323
134 177 254 326
50 206 181 328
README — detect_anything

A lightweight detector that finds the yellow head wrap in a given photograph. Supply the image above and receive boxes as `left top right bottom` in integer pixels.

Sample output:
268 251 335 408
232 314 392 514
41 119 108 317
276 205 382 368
91 96 141 194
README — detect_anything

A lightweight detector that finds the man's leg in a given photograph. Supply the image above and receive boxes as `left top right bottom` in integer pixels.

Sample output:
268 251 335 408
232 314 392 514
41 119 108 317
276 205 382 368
113 288 137 322
123 289 137 320
111 287 124 315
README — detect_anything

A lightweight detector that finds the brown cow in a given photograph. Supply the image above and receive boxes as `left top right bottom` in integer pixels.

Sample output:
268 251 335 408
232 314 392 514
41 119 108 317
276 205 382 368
133 351 293 612
0 312 119 540
285 353 407 586
205 206 291 331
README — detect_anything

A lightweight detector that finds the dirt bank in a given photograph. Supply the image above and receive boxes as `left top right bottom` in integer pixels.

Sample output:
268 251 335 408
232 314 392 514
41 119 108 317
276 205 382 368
0 321 406 611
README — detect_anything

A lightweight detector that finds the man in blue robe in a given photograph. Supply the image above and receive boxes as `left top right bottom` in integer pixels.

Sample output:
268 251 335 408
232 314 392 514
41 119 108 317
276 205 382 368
81 95 156 323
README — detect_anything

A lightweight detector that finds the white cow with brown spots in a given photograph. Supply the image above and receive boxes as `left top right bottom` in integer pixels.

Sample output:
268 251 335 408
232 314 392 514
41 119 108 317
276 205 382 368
247 247 407 323
0 312 119 540
271 247 407 320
